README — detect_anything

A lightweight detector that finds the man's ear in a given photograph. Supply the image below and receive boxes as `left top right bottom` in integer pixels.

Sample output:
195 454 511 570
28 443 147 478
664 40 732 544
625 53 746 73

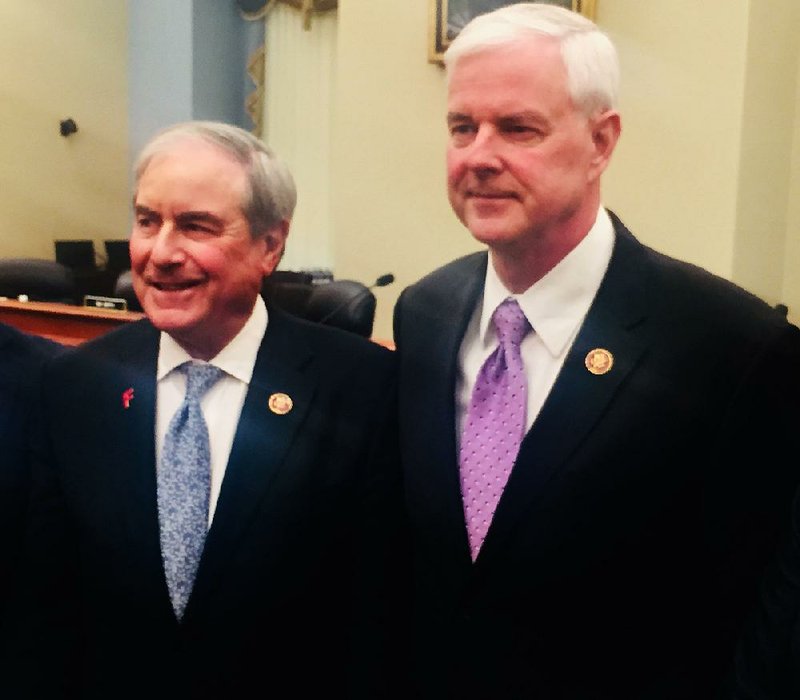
261 219 290 276
588 109 621 182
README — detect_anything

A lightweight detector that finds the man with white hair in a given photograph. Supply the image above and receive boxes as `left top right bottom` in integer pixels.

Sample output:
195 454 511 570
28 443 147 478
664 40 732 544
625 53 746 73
393 3 800 697
13 121 404 698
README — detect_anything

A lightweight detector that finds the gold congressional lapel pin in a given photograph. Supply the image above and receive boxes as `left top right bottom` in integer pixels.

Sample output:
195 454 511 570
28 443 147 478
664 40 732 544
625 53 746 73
585 348 614 375
268 392 293 415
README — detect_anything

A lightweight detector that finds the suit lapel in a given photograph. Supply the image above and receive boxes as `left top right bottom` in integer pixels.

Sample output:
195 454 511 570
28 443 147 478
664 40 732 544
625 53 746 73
189 310 316 609
400 253 487 564
115 325 160 527
478 221 652 565
94 322 175 617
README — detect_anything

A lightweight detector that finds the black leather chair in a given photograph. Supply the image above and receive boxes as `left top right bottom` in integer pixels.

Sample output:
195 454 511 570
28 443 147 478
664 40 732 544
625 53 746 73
113 270 142 311
263 276 376 338
300 279 376 338
0 258 77 303
54 240 119 299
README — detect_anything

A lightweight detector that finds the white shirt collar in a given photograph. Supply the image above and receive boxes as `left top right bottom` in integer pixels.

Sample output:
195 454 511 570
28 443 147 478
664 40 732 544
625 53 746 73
156 295 268 384
479 206 615 357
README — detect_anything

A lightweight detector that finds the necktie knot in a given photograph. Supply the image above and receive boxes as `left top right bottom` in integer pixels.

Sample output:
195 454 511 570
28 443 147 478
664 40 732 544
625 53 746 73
181 362 224 403
492 298 531 348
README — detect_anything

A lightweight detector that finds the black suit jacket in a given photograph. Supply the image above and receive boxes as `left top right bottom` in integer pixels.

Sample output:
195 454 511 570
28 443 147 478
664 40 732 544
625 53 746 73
13 308 404 698
393 213 800 699
726 486 800 698
0 323 61 615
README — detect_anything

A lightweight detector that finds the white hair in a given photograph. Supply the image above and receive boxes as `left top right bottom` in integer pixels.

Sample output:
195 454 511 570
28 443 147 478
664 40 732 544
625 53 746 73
134 120 297 238
444 2 619 116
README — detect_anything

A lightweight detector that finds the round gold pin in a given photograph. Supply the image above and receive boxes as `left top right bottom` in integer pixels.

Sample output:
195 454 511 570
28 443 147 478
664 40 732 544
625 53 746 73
268 392 293 415
585 348 614 375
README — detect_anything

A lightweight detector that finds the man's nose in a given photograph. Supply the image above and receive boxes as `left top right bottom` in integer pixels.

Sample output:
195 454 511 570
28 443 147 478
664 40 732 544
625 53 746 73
149 223 185 266
464 125 503 172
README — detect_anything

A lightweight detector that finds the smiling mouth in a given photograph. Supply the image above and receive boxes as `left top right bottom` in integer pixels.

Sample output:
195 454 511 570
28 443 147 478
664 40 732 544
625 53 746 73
149 279 203 292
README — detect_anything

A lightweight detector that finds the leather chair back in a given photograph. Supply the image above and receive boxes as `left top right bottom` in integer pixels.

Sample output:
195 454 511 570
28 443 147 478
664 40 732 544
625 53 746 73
263 277 376 338
113 270 142 311
0 258 77 304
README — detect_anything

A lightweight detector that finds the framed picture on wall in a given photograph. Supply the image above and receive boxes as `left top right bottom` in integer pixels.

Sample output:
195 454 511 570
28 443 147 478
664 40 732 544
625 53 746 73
429 0 597 64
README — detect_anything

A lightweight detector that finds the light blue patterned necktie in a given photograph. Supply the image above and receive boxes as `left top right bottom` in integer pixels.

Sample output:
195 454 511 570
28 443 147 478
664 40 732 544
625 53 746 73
158 361 224 620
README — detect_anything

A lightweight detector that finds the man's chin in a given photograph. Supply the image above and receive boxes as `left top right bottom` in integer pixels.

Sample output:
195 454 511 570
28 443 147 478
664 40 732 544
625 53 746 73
141 304 199 335
467 221 520 247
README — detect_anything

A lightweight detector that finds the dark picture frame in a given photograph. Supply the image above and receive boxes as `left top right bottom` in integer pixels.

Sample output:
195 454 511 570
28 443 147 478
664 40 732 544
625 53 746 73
429 0 597 64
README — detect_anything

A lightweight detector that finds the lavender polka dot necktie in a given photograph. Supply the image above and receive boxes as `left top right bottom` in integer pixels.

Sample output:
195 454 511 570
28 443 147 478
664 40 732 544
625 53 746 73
459 298 531 562
158 361 224 620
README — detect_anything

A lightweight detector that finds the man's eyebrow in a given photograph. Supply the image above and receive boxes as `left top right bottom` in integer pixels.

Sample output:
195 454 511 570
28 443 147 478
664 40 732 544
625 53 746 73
446 112 471 124
446 110 548 123
494 111 549 124
134 204 156 216
175 211 225 227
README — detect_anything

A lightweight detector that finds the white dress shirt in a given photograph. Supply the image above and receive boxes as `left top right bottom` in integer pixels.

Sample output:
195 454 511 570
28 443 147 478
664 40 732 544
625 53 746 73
456 207 615 446
155 295 268 526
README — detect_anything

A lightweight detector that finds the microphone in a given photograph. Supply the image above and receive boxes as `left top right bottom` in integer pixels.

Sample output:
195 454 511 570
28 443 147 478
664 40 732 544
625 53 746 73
317 273 395 328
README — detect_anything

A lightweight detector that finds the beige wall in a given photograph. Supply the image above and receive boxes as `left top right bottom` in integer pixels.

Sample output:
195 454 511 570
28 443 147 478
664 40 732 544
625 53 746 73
782 52 800 320
3 2 799 338
602 0 749 278
333 1 478 340
733 1 800 309
0 2 129 261
335 0 800 339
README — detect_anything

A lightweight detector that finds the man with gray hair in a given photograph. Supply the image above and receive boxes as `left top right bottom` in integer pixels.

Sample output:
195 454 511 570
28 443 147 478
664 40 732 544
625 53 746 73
393 3 800 697
13 121 404 697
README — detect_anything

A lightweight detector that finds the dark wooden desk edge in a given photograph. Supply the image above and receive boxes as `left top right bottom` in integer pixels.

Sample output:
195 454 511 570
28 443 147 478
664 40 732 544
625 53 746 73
0 299 395 350
0 299 145 346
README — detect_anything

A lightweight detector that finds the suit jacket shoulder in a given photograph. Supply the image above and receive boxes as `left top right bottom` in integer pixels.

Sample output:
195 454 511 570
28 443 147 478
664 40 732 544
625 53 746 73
0 322 62 379
393 251 486 352
0 324 63 620
406 251 487 293
399 251 487 309
608 212 790 341
47 317 159 369
265 304 395 373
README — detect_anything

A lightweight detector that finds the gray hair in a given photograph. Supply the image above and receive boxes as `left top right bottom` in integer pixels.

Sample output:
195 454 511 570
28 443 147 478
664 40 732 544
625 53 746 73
444 2 619 116
133 121 297 238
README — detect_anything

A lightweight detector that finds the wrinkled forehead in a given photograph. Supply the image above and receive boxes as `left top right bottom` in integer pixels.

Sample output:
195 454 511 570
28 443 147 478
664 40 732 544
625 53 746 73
134 137 250 205
446 38 570 108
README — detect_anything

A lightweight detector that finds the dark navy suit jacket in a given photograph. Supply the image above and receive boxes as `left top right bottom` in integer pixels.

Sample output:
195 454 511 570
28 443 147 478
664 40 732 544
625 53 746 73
13 308 405 698
727 486 800 698
0 323 61 615
393 212 800 699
